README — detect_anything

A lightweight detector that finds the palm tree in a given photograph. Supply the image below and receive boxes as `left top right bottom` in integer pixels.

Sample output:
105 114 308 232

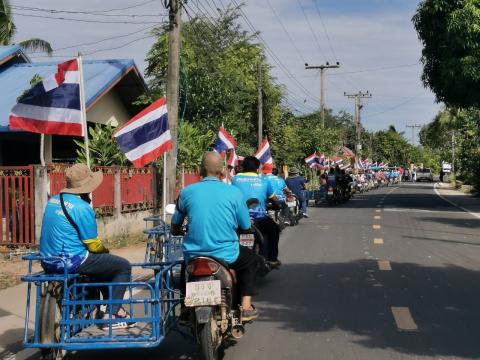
0 0 52 55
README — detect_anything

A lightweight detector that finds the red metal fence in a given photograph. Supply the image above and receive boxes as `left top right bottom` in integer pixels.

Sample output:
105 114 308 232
0 166 35 246
121 167 153 211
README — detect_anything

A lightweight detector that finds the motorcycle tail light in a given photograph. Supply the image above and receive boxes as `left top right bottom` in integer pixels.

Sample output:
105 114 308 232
328 186 333 191
187 258 220 276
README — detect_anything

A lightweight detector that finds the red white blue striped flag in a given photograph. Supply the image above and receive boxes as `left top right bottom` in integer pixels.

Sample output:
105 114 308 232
255 137 273 164
213 126 237 153
114 97 172 168
9 59 83 136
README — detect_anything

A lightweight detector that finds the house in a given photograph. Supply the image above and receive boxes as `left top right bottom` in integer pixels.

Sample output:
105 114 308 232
0 45 148 165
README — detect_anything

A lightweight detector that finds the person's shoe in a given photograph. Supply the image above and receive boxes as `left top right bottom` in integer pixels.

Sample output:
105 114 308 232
268 259 282 269
100 308 136 330
242 305 259 322
303 213 309 218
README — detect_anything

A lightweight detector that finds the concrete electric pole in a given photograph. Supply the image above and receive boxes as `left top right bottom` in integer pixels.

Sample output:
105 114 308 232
166 0 181 204
305 62 340 129
257 63 263 147
344 91 372 163
406 124 421 145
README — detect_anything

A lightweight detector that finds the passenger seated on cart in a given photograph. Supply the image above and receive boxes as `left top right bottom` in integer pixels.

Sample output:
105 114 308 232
171 152 259 322
39 164 133 330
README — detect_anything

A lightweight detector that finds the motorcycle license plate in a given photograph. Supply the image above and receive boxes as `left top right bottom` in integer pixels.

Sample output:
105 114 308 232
185 280 221 307
328 191 333 195
287 201 296 207
239 233 255 248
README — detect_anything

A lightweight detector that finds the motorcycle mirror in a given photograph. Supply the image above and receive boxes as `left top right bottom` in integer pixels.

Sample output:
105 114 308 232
165 203 176 215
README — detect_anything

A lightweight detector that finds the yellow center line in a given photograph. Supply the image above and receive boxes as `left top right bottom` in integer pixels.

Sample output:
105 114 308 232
373 224 381 230
378 260 392 271
374 215 381 220
374 238 384 245
391 307 418 331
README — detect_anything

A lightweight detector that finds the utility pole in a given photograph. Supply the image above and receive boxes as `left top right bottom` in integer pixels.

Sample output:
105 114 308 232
406 124 421 145
257 63 263 147
166 0 181 204
451 130 456 179
305 62 340 129
344 91 372 164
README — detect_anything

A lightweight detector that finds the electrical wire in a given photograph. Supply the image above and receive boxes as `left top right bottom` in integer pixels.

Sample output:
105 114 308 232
12 12 162 24
265 0 307 64
11 5 164 18
295 0 328 63
362 94 421 119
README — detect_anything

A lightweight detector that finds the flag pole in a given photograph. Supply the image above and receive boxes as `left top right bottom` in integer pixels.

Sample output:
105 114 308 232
40 134 45 166
163 154 167 221
77 53 90 168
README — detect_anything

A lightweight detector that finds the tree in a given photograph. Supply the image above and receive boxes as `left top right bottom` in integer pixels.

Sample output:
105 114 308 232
0 0 52 55
177 121 215 172
413 0 480 107
144 6 283 155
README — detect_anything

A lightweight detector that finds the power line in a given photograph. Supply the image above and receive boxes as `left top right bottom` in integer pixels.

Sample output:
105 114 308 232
29 25 158 57
11 5 163 17
362 94 421 119
265 0 307 64
12 12 162 24
230 0 320 104
295 0 328 62
313 1 338 63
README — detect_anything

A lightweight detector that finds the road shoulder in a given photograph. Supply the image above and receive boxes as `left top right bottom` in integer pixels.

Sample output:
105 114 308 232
434 182 480 219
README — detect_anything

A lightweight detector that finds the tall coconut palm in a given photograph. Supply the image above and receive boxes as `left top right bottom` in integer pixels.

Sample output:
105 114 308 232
0 0 52 55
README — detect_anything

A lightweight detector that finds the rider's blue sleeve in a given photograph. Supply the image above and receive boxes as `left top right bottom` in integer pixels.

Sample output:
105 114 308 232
171 191 186 225
234 189 251 230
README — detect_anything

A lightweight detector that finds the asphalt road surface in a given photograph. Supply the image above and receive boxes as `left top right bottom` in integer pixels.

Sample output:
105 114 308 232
54 183 480 359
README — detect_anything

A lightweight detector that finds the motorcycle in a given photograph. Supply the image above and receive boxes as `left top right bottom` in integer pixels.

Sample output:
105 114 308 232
285 193 302 225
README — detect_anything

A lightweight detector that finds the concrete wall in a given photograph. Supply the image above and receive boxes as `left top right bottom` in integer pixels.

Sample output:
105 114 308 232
97 210 152 240
86 89 130 127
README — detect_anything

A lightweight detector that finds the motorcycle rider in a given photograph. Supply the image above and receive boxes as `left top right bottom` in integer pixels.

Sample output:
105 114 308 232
171 152 259 321
262 164 290 225
232 156 282 268
286 167 308 218
39 164 133 329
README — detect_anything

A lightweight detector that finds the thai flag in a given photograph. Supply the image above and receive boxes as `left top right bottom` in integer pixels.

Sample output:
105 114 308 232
335 158 344 168
305 153 318 168
255 137 273 164
342 146 355 159
213 126 237 153
9 59 83 136
318 153 325 166
114 96 172 168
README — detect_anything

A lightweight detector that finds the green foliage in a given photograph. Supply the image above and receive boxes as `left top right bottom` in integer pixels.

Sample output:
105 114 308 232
413 0 480 107
178 121 216 172
0 0 52 54
74 124 128 166
17 73 43 101
145 6 283 152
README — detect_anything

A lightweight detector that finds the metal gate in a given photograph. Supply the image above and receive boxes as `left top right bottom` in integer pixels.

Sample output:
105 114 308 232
0 166 35 245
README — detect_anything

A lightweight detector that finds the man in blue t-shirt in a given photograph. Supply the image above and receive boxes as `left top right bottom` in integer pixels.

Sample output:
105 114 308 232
232 156 281 267
286 167 308 218
262 164 290 225
40 164 132 330
171 152 259 321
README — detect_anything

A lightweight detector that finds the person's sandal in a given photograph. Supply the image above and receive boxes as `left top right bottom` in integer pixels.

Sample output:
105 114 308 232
242 305 259 322
100 307 136 330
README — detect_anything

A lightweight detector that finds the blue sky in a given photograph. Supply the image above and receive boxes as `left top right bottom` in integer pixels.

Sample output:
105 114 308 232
10 0 440 141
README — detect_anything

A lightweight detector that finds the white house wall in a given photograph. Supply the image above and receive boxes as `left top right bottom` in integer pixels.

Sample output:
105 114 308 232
86 89 130 127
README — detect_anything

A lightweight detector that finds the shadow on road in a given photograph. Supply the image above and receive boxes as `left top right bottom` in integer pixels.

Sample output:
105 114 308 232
418 216 480 229
255 260 480 359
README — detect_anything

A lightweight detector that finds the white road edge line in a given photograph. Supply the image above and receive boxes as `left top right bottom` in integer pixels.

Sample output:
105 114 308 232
434 183 480 219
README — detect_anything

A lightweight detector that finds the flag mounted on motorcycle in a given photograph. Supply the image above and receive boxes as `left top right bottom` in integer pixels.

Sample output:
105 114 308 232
255 137 273 164
114 96 172 167
213 126 237 154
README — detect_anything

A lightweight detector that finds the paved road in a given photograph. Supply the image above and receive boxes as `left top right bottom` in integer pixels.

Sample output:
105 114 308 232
21 183 480 359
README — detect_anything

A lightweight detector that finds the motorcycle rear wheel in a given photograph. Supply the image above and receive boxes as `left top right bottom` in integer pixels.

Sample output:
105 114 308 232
40 283 67 360
198 312 220 360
